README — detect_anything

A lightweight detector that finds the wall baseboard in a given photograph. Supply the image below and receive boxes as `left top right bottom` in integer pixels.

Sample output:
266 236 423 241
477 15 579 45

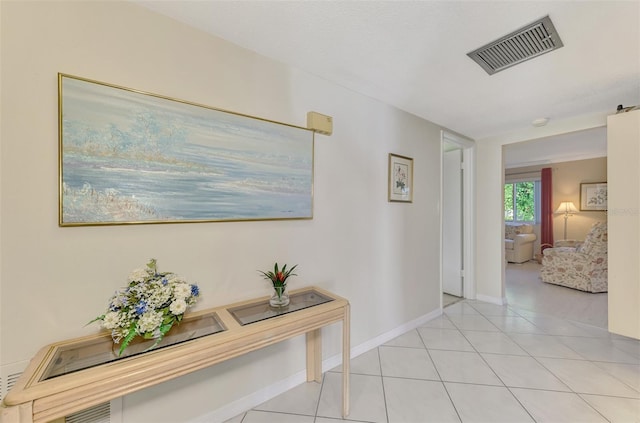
194 307 442 422
347 308 442 359
475 294 507 305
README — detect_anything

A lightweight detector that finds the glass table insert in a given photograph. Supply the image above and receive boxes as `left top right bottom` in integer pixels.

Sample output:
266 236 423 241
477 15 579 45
41 312 226 380
228 289 334 326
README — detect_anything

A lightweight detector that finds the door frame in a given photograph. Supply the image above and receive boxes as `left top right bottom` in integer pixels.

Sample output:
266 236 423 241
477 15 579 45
440 131 476 306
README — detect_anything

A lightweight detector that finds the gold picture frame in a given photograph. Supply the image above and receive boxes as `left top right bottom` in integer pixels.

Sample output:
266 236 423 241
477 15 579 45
580 182 607 211
388 153 413 203
58 73 314 226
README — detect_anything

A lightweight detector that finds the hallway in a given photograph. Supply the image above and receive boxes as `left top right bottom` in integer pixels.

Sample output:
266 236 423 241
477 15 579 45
227 290 638 422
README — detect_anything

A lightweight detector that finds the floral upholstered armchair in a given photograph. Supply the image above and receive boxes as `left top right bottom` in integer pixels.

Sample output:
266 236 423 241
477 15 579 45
540 222 607 293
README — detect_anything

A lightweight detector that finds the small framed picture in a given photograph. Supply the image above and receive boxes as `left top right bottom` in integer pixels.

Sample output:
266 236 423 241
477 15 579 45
388 153 413 203
580 182 607 211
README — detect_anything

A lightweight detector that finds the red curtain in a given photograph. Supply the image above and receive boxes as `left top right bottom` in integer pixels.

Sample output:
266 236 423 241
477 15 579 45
540 167 554 250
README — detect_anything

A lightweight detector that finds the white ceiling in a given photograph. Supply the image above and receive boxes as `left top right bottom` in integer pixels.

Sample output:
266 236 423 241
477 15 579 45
503 126 607 169
136 1 639 165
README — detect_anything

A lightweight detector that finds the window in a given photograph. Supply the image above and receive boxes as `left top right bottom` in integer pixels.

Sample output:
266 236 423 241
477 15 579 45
504 180 538 223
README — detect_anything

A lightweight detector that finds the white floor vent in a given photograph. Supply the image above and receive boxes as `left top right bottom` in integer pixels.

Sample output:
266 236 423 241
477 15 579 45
65 402 111 423
2 363 121 423
0 370 23 402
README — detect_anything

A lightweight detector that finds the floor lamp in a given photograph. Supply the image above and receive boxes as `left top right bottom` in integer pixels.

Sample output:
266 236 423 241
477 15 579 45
555 201 579 240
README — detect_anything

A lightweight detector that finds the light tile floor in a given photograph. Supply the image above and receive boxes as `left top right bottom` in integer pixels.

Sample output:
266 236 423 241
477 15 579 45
226 300 640 423
506 261 608 328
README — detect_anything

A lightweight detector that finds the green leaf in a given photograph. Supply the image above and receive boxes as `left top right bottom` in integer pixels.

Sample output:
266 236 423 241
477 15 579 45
160 322 173 335
147 258 158 275
119 322 138 356
144 336 163 352
258 270 275 280
86 315 105 326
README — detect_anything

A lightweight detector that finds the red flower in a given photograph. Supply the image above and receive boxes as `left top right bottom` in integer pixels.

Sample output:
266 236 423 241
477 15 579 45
258 263 298 288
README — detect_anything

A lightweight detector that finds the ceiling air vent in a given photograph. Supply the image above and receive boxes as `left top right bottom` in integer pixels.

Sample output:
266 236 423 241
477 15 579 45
467 15 563 75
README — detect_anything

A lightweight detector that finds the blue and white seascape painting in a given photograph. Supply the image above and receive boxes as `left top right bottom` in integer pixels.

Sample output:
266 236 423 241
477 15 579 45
59 74 314 225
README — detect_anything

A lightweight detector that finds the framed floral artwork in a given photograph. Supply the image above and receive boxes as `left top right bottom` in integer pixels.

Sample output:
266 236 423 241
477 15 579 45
388 153 413 203
580 182 607 211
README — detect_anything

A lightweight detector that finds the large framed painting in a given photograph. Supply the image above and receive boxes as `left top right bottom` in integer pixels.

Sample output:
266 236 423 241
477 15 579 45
58 74 314 226
388 153 413 203
580 182 607 211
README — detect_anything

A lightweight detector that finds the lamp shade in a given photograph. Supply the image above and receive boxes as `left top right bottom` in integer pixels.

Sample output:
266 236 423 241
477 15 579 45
555 201 579 214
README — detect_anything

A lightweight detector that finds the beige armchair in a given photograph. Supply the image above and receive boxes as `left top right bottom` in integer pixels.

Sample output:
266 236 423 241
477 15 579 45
540 222 607 293
505 224 537 263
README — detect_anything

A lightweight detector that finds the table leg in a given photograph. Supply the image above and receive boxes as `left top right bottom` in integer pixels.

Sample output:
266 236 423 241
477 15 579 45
342 303 350 418
306 328 322 383
1 401 34 423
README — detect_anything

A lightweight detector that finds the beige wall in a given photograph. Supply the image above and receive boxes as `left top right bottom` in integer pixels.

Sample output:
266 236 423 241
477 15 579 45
0 2 452 420
506 157 608 243
475 139 506 302
607 110 640 340
550 158 607 240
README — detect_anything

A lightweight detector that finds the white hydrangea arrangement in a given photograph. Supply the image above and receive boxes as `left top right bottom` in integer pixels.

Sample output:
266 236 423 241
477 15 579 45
91 259 200 356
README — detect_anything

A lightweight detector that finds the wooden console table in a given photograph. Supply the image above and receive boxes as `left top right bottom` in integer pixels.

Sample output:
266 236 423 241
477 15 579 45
1 287 350 423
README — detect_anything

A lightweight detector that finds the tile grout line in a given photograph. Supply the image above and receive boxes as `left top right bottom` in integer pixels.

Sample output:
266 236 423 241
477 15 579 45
473 300 640 417
312 372 326 422
457 307 539 422
376 345 390 423
417 325 463 423
525 340 640 397
444 305 532 418
437 303 639 402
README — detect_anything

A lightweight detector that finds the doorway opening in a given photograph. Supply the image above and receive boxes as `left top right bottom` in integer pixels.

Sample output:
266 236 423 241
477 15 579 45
501 129 608 326
441 131 475 308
